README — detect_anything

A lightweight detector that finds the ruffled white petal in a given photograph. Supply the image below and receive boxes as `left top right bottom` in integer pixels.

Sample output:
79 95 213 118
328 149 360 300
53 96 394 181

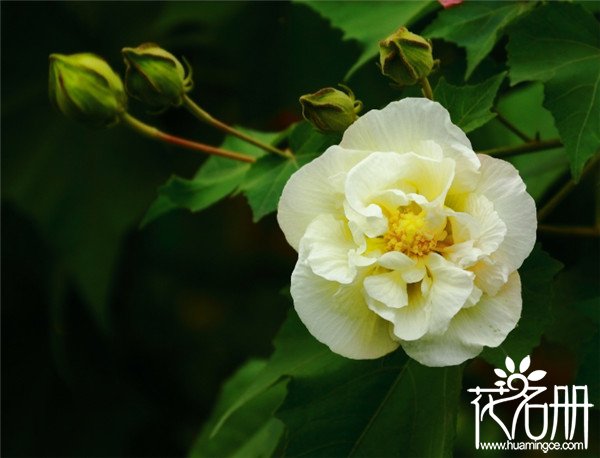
343 152 456 238
402 272 522 367
277 145 368 251
372 292 429 342
378 251 426 283
471 155 536 294
364 271 408 309
340 98 480 193
421 253 475 334
291 261 399 359
363 271 430 341
444 194 507 269
300 214 373 284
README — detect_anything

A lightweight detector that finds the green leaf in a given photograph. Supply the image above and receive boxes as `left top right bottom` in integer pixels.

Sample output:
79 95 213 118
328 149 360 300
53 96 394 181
189 359 287 458
297 0 434 78
210 311 463 458
288 121 341 155
434 73 505 133
209 311 341 439
141 129 276 226
507 3 600 179
494 83 570 202
424 1 533 79
240 155 314 222
576 329 600 408
277 344 463 457
240 123 338 222
481 245 563 367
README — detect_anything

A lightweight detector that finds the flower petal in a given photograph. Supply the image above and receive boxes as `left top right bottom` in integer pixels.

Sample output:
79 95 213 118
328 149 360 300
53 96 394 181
347 152 456 211
471 154 536 294
378 251 426 283
444 194 507 269
363 271 430 341
364 270 408 309
402 271 521 366
340 98 480 193
423 252 474 334
277 145 368 251
300 214 372 284
291 261 399 359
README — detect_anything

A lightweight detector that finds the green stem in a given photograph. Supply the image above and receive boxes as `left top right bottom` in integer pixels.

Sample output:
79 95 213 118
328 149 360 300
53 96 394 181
480 138 562 158
538 224 600 237
494 111 532 142
121 112 256 163
183 95 293 159
419 77 433 100
537 153 600 221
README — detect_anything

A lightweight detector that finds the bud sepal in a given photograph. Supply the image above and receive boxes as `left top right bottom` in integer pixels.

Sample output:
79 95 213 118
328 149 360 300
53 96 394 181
299 85 362 134
48 53 127 128
379 27 435 87
122 43 193 109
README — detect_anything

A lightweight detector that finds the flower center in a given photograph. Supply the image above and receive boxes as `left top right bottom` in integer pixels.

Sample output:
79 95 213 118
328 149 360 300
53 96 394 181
383 208 442 257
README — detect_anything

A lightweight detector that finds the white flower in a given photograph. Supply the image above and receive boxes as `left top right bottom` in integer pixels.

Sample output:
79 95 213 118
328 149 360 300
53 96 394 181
277 98 536 367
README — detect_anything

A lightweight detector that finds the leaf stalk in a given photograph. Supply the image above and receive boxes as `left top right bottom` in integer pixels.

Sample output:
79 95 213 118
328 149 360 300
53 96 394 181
183 95 293 159
121 112 256 163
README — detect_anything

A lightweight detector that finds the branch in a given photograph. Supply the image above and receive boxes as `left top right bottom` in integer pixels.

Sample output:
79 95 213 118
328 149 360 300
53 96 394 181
538 224 600 237
183 95 293 159
479 139 562 158
493 111 532 142
121 113 256 163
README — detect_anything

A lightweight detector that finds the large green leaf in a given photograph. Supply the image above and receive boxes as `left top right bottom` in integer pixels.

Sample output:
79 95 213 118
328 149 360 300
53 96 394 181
208 310 463 458
296 0 435 78
240 155 316 222
494 83 570 202
434 72 506 133
278 355 463 457
424 1 533 79
189 360 287 458
507 3 600 179
143 123 338 225
481 245 563 367
576 328 600 409
141 129 276 226
209 310 343 439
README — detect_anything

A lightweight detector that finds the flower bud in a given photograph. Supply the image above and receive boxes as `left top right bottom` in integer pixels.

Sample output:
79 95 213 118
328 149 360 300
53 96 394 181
122 43 193 108
299 85 362 133
379 27 434 87
48 53 126 128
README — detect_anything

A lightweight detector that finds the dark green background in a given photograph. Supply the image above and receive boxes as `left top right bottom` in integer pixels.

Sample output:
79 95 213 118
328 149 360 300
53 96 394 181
2 2 598 457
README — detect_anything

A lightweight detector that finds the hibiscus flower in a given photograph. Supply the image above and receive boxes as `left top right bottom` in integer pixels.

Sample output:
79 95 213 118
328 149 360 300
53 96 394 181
278 98 536 367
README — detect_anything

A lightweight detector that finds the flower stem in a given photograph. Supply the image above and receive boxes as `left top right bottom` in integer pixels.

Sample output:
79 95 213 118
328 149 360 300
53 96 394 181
183 95 293 159
419 77 433 100
537 153 600 221
121 112 256 163
493 111 532 142
480 138 562 158
538 224 600 237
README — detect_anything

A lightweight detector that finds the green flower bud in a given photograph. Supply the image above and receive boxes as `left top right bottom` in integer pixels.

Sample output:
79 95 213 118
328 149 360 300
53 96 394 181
122 43 193 108
48 53 126 128
299 85 362 133
379 27 434 87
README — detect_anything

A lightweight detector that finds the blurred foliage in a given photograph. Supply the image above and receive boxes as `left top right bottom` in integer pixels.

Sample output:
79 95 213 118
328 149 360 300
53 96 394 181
2 1 356 455
2 1 599 458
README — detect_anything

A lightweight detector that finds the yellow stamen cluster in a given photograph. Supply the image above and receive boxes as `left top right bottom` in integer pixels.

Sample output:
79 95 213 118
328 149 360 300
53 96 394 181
383 208 441 257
